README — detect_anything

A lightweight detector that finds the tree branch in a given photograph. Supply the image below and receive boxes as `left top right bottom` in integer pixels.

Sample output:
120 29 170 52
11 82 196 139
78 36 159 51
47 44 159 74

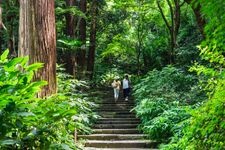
180 1 186 7
167 0 174 31
0 5 7 30
156 0 171 32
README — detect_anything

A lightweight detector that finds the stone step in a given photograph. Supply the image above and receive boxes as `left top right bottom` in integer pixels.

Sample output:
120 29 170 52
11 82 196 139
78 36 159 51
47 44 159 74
98 118 140 121
84 148 156 150
94 124 139 129
98 104 134 107
85 140 157 148
99 103 135 106
98 102 135 105
100 114 136 118
79 134 147 140
100 100 135 103
98 112 135 115
93 129 140 134
96 109 133 112
96 120 140 124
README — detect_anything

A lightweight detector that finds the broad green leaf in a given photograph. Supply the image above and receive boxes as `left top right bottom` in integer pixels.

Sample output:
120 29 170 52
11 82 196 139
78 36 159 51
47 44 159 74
0 49 9 62
5 57 24 69
25 63 44 71
61 143 72 150
0 139 20 145
16 112 35 117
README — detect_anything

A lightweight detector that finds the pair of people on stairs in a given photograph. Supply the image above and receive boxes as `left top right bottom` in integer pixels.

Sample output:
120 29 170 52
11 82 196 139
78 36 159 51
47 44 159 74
111 75 131 102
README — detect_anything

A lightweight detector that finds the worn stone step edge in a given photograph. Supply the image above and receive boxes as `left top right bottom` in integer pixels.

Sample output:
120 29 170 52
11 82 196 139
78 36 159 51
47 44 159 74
96 120 140 124
78 134 147 140
97 112 135 115
85 140 157 148
100 114 136 116
97 102 135 105
98 103 135 106
93 124 139 129
100 115 137 118
98 118 140 121
96 109 133 112
93 129 140 134
83 148 156 150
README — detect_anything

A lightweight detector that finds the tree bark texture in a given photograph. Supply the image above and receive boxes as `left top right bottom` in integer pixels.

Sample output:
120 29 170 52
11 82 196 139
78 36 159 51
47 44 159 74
184 0 205 37
19 0 56 97
77 0 86 77
0 1 2 53
87 0 97 79
157 0 182 64
64 0 77 76
65 0 75 36
0 4 2 29
0 1 6 31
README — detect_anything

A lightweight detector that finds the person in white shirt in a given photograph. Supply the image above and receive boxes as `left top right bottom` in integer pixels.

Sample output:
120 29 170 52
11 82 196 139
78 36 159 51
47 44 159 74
122 75 130 101
111 77 121 102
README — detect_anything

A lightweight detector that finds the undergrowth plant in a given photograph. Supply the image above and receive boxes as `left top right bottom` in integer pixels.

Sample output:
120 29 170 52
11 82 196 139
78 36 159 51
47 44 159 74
161 1 225 149
0 50 97 150
133 66 205 143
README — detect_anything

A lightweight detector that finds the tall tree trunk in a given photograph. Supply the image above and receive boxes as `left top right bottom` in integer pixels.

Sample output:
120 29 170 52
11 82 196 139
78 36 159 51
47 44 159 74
0 0 6 30
184 0 205 37
87 0 97 79
19 0 56 97
65 0 75 36
6 1 17 56
0 1 2 53
157 0 181 64
64 0 77 76
77 0 86 77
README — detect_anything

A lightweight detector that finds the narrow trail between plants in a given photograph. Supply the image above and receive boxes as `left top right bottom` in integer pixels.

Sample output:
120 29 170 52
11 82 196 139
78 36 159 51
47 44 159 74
79 88 158 150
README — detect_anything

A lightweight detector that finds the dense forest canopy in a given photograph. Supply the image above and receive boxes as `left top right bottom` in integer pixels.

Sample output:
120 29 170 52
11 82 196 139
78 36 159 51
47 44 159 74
0 0 225 149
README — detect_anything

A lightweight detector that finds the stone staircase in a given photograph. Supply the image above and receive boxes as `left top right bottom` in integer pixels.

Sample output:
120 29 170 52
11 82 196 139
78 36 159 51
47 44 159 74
79 92 158 150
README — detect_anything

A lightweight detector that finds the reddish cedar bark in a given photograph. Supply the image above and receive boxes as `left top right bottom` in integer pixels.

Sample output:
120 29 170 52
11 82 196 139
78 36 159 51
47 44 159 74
77 0 86 77
184 0 206 37
0 2 2 53
87 0 97 79
19 0 56 97
64 0 77 76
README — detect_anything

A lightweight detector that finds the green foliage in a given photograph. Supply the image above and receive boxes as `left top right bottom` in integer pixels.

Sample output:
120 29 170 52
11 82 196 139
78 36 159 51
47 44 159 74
0 50 47 149
57 38 82 53
162 1 225 149
0 50 97 149
133 66 205 142
166 79 225 150
98 68 123 86
57 66 98 134
134 66 203 104
0 0 19 52
143 106 190 141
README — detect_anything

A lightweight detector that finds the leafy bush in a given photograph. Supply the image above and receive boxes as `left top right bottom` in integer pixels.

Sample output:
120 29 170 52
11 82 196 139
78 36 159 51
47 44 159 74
99 69 122 86
143 106 190 141
134 98 168 123
133 66 204 143
133 66 204 105
165 79 225 150
162 1 225 148
0 50 97 149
